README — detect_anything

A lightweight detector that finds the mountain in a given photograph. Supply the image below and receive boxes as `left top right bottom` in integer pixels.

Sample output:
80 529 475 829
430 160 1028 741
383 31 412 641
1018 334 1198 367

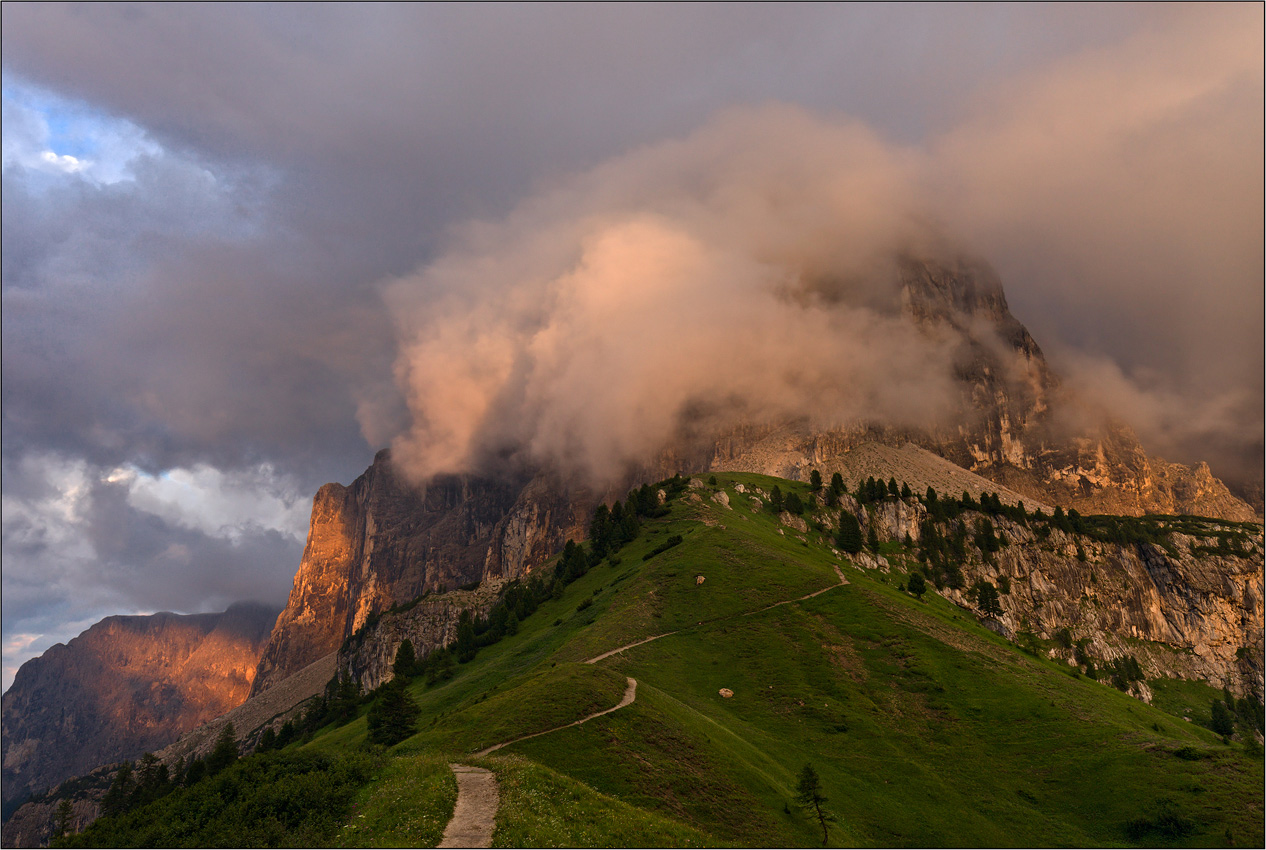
54 472 1266 848
250 252 1258 690
0 602 278 817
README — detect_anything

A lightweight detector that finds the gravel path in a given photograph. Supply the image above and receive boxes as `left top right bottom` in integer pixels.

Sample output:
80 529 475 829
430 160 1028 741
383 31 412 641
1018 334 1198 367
437 765 499 848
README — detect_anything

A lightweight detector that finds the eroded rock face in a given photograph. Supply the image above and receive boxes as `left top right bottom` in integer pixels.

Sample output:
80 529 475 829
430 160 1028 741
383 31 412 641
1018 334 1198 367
336 580 505 693
1 603 277 813
701 255 1258 523
250 454 588 696
844 496 1264 696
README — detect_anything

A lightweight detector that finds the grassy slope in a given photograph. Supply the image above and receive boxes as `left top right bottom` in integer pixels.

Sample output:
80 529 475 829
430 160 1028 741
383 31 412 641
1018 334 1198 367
289 473 1265 846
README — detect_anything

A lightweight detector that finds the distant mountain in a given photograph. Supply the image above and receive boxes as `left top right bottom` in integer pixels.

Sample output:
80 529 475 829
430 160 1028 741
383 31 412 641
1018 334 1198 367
1 602 278 815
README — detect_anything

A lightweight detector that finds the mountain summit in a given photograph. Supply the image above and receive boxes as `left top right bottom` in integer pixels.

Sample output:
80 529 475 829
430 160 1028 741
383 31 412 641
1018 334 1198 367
248 253 1257 695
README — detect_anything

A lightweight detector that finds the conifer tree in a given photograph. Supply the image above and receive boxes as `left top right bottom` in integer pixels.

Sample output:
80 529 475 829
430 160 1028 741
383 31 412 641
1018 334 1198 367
836 511 863 554
795 764 835 845
53 799 74 839
809 469 823 491
206 722 239 776
368 679 422 746
393 639 417 680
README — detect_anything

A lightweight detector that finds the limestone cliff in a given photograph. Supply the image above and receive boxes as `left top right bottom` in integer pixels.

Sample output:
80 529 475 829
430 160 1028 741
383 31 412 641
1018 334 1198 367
250 453 587 695
335 580 505 693
0 603 277 814
837 492 1264 697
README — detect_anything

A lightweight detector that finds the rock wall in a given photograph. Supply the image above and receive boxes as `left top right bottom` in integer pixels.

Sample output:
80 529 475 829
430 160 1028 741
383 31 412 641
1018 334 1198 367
336 580 506 693
698 254 1257 522
250 452 588 696
1 603 277 814
843 495 1264 697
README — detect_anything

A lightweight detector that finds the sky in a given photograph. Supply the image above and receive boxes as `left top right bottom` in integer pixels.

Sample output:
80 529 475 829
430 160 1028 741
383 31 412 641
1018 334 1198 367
2 3 1262 691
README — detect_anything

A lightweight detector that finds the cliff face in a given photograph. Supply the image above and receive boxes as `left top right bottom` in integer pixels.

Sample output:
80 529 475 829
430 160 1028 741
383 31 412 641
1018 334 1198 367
250 453 587 695
336 580 505 693
0 603 277 812
841 493 1264 697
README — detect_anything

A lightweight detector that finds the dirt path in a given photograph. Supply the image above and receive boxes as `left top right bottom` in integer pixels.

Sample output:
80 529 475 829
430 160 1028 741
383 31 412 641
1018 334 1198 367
472 676 638 758
435 562 852 845
437 764 499 848
585 632 677 664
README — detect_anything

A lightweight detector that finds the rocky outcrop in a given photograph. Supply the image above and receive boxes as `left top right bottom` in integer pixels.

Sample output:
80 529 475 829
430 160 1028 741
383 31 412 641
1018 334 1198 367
1 603 277 814
838 493 1264 697
336 581 505 693
250 452 588 696
0 765 112 849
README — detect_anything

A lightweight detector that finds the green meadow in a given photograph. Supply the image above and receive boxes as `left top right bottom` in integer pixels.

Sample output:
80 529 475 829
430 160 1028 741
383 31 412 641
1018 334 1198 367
65 473 1264 848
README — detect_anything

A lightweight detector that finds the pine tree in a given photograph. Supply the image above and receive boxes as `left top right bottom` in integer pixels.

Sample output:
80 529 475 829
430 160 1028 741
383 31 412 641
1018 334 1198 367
867 524 880 554
908 572 926 599
795 764 835 845
830 472 844 496
206 722 239 776
393 639 417 680
101 762 135 818
836 511 863 554
770 485 784 513
367 679 422 746
53 799 74 839
901 481 912 500
809 469 823 491
1211 699 1235 737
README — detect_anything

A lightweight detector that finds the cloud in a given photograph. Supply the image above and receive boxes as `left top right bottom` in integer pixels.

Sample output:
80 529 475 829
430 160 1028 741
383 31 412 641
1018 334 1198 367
381 6 1263 490
385 108 962 484
1 453 302 690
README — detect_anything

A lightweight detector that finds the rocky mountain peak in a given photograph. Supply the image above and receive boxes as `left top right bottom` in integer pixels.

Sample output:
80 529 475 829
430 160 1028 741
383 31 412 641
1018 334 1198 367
1 605 277 815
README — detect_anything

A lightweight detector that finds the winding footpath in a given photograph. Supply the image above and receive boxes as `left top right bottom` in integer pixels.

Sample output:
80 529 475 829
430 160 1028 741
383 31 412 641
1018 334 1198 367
437 765 499 849
435 561 851 846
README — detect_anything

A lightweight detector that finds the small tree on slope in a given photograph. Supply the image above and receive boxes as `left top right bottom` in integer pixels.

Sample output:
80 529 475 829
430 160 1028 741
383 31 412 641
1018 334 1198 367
796 763 835 845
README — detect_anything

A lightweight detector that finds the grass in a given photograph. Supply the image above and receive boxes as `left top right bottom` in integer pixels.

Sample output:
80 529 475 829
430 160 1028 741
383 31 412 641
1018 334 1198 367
71 470 1264 848
485 754 716 847
332 753 456 848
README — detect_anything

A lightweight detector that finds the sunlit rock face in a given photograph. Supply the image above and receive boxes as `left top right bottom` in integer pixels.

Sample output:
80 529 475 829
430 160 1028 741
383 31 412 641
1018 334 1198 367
0 603 277 813
249 452 587 695
835 492 1263 697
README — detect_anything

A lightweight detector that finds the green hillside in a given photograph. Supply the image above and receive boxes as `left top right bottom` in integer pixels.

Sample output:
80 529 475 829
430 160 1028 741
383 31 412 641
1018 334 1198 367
64 473 1264 848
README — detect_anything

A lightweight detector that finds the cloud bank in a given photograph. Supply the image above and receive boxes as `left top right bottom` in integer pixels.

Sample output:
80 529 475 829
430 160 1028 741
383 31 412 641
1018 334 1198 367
384 6 1263 489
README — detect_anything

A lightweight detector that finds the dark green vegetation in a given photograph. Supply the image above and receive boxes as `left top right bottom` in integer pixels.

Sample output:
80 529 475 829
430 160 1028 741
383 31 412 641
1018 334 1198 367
62 472 1263 847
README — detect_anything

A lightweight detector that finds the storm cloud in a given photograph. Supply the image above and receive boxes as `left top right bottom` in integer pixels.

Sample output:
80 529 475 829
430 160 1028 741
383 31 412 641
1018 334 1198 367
2 3 1261 686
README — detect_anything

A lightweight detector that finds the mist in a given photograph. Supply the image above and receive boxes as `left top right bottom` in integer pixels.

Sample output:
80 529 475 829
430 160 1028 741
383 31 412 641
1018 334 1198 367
383 5 1263 491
